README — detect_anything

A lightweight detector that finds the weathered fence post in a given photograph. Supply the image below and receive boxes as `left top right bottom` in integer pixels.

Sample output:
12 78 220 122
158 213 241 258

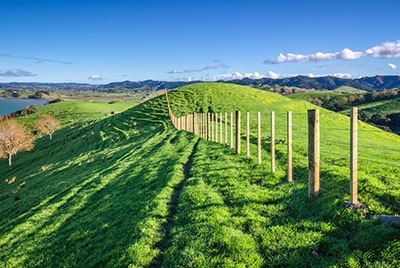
225 112 228 145
287 111 293 182
257 112 261 165
246 112 250 158
216 113 219 143
201 113 204 138
230 112 234 149
350 107 358 205
271 111 276 173
308 109 320 198
211 113 215 141
220 112 223 144
192 113 194 133
236 111 241 155
207 113 210 141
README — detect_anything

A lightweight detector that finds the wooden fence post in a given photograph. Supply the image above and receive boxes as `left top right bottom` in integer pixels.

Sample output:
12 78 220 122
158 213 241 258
225 112 228 145
246 112 250 158
350 107 358 205
271 111 275 173
211 113 215 141
207 113 211 141
257 112 261 165
230 112 234 149
236 111 241 155
308 109 320 198
216 113 219 143
220 112 223 144
192 113 197 134
201 113 204 138
287 111 293 182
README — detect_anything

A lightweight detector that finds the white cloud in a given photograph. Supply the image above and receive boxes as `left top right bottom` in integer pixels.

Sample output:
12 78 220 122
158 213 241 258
168 60 229 74
168 69 199 74
265 40 400 64
0 69 36 77
280 73 360 79
205 71 266 81
88 74 103 81
202 71 361 81
336 48 364 60
267 71 279 79
365 41 400 58
174 77 195 82
388 63 397 70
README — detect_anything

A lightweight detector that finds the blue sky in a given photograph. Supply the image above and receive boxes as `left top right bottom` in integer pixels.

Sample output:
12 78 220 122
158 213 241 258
1 0 400 83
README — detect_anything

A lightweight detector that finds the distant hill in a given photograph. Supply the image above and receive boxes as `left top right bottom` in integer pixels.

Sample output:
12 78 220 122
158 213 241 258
226 75 400 91
1 75 400 92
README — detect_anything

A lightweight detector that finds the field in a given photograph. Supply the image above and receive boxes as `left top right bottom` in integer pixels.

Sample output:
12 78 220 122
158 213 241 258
342 96 400 114
0 83 399 267
0 89 148 102
287 90 353 101
16 100 137 129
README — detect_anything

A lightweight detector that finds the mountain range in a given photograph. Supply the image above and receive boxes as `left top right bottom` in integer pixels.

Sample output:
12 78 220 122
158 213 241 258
1 75 400 92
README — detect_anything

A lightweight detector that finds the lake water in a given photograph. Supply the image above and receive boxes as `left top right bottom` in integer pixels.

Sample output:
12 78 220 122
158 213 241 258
0 98 48 116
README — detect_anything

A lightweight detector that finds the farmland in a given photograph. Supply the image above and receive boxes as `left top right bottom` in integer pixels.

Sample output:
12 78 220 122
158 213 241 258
0 83 399 267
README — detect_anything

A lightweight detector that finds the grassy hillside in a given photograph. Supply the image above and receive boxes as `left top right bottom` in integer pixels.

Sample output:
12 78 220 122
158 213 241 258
341 95 400 133
344 96 400 114
16 100 137 129
333 86 367 94
1 82 399 267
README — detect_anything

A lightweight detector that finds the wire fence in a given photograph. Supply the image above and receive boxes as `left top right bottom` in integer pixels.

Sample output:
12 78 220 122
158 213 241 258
165 91 400 216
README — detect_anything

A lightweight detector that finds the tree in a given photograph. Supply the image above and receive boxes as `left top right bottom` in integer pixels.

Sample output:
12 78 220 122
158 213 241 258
35 115 61 140
0 117 35 169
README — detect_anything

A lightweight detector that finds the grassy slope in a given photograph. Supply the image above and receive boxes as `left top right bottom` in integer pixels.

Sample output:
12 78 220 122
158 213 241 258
341 96 400 115
287 90 347 101
1 82 399 267
333 86 367 94
0 96 197 267
165 83 400 267
17 100 137 129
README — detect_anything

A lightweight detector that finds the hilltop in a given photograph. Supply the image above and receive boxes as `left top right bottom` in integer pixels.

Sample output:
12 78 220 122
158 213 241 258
1 82 399 267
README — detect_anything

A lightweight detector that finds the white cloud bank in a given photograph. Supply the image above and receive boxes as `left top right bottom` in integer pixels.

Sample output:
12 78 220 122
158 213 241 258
88 74 103 81
265 40 400 64
197 71 359 81
388 63 397 70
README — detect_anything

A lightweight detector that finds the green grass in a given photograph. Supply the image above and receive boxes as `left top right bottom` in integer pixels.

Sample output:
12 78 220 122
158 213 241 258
333 86 367 94
342 95 400 115
16 100 137 129
1 82 399 267
287 90 347 101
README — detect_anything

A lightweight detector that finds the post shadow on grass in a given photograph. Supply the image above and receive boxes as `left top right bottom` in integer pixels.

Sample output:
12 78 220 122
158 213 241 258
162 141 400 267
14 131 196 267
0 101 175 247
0 128 176 250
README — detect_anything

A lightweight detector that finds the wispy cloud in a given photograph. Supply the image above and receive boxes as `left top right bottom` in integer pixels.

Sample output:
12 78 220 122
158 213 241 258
265 40 400 64
0 53 72 64
88 74 103 81
388 63 397 70
168 60 230 74
0 69 36 77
